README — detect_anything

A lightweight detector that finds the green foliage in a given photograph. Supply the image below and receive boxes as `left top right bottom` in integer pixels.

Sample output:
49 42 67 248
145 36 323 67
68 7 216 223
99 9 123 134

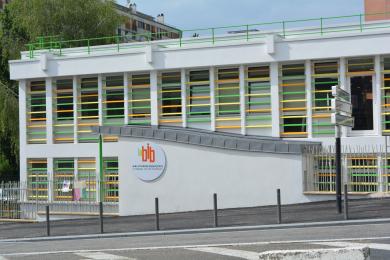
0 83 18 181
7 0 123 42
0 0 124 181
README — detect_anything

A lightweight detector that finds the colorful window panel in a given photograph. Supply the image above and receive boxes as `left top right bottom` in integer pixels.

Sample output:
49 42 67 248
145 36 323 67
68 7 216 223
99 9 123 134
27 81 47 144
245 66 272 130
53 79 74 143
382 57 390 134
77 77 99 143
128 73 151 125
347 155 378 193
27 159 48 201
103 75 124 142
314 155 335 192
311 61 338 136
215 68 241 130
279 63 307 137
159 72 182 124
103 158 119 202
347 57 374 76
187 70 211 124
77 158 97 202
53 159 75 201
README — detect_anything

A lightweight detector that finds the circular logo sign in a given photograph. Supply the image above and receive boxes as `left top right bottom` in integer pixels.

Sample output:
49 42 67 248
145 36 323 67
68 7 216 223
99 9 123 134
131 142 166 182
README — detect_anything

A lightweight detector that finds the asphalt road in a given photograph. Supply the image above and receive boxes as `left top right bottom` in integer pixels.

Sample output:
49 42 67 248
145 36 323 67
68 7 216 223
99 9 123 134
1 221 390 259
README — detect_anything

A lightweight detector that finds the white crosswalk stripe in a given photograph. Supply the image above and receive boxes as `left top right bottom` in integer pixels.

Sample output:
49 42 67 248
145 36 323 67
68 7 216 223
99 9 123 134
188 246 259 260
313 241 390 251
74 251 133 260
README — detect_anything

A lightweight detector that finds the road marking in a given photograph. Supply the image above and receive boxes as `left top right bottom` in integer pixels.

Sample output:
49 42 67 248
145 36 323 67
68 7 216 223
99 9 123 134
3 235 390 257
74 252 131 259
189 247 259 260
314 241 390 251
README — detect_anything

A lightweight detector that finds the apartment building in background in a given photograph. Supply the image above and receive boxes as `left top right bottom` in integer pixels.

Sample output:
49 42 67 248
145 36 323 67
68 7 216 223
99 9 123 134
0 1 181 41
115 2 181 41
365 0 390 20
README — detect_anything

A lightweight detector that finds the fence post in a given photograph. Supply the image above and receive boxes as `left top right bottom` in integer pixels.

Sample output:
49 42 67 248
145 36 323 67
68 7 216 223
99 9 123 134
344 184 349 220
46 205 50 236
213 193 218 227
359 14 363 32
212 28 215 45
277 189 282 224
99 201 104 234
282 21 286 37
320 17 323 36
246 24 249 41
155 197 160 231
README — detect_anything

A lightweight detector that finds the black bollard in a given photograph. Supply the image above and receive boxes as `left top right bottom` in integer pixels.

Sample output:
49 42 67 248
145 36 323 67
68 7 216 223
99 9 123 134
277 189 282 224
155 198 160 231
99 201 104 234
46 205 50 236
213 193 218 227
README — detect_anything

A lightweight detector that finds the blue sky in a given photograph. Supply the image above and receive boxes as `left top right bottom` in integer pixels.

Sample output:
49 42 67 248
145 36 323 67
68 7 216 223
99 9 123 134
117 0 364 30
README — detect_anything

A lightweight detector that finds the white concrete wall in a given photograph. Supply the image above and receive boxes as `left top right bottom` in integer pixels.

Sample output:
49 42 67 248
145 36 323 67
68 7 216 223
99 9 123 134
9 30 390 80
117 137 309 216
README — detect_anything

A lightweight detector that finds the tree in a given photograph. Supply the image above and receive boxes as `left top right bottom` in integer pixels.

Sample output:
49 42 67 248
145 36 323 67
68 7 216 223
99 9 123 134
0 0 124 181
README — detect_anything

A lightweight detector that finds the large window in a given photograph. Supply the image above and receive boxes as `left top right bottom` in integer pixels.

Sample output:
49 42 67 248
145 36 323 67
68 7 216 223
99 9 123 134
129 73 151 125
216 68 240 116
27 81 47 144
347 57 374 132
160 72 182 117
279 63 307 137
53 79 74 143
351 76 373 130
188 70 210 116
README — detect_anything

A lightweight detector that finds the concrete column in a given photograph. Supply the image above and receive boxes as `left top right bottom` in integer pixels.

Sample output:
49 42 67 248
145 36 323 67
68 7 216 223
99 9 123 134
181 69 187 128
239 65 246 135
305 60 313 138
150 70 159 126
339 58 348 137
98 74 103 126
45 78 53 144
375 55 382 136
47 157 53 202
19 80 27 189
210 67 216 131
270 62 280 137
74 158 79 181
124 72 129 125
73 76 78 143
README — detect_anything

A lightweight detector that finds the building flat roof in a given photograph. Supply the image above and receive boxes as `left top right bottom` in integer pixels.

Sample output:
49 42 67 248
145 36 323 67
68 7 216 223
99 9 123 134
93 125 320 155
19 11 390 60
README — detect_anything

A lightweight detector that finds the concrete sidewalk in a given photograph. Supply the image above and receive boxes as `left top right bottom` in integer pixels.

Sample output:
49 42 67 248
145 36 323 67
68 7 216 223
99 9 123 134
0 198 390 240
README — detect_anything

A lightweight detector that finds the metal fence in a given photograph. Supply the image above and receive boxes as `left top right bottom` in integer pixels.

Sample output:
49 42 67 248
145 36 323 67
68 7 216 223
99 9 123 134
0 181 118 220
24 11 390 59
304 145 390 193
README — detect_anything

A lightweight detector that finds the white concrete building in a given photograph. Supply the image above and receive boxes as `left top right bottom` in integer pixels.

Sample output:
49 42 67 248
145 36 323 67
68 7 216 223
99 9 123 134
9 14 390 217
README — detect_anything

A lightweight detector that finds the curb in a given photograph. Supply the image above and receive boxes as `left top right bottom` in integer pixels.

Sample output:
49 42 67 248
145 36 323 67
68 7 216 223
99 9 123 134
1 217 390 243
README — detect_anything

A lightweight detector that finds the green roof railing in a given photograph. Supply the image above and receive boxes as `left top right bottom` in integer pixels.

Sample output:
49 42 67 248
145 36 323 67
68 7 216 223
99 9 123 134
25 11 390 59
